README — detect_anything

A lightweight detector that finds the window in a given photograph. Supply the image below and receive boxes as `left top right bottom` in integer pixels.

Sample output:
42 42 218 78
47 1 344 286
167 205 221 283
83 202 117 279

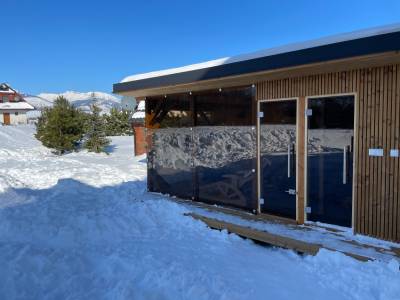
3 96 9 102
146 94 192 128
195 87 253 126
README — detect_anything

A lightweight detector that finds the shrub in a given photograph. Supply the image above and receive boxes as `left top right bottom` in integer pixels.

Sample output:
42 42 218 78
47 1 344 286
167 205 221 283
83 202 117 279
84 104 110 153
104 108 132 136
36 96 85 154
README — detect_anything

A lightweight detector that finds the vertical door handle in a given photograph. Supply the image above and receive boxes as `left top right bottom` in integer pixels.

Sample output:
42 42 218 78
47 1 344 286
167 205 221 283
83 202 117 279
343 146 348 184
288 142 295 178
288 143 291 178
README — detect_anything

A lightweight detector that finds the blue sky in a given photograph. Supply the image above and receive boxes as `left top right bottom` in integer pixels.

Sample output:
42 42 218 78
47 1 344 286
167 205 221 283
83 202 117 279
3 0 400 95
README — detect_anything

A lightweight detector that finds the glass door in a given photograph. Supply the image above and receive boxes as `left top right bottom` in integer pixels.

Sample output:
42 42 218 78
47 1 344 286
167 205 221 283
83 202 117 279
306 95 354 227
259 100 297 219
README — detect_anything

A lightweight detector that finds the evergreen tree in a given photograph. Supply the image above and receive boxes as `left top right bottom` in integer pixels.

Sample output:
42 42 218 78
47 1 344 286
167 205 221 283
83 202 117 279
84 104 110 153
36 96 85 154
104 108 132 136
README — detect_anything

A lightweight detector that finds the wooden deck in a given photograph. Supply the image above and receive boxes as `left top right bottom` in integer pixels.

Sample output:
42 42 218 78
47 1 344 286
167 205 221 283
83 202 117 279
176 198 400 262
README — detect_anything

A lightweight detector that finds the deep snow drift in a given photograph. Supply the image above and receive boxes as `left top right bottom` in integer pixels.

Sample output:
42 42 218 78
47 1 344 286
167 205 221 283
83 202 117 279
0 125 398 300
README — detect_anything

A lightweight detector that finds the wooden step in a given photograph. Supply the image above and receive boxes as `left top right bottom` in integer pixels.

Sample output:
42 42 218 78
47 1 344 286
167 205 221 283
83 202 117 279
186 213 372 262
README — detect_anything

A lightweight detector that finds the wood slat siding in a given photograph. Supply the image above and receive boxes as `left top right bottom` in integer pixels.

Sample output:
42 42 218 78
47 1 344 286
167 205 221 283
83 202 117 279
256 64 400 242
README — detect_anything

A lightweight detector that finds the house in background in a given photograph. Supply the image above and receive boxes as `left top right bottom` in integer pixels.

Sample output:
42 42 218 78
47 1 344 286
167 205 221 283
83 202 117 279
0 83 34 125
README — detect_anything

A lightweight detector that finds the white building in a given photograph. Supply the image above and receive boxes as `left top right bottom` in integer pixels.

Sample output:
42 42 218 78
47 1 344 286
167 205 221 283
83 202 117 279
0 83 34 125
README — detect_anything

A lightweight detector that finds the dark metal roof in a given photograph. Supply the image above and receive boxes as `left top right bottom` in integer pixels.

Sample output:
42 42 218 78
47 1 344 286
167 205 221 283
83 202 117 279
113 30 400 94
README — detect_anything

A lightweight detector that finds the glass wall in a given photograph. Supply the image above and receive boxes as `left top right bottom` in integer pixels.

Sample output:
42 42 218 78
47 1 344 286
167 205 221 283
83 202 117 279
194 87 256 210
146 94 194 199
146 86 257 211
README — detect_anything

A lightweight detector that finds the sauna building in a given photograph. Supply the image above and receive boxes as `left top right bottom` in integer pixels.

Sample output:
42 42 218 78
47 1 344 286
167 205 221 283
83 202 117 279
113 24 400 242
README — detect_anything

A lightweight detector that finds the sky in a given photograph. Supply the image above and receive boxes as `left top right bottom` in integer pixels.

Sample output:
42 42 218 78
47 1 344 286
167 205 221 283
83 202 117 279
2 0 400 95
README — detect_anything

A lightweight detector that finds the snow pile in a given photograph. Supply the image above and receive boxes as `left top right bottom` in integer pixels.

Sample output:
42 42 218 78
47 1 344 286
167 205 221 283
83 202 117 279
24 91 121 115
0 125 398 299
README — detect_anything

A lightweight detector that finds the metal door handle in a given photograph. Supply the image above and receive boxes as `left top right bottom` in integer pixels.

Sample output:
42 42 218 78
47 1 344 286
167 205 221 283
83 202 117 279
343 145 349 184
288 143 291 178
285 189 297 195
288 143 295 178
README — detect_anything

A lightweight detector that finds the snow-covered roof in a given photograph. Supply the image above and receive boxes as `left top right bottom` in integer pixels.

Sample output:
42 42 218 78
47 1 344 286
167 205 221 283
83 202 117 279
131 111 145 120
121 23 400 84
132 100 145 120
137 100 145 110
0 90 14 94
0 83 17 94
0 102 34 110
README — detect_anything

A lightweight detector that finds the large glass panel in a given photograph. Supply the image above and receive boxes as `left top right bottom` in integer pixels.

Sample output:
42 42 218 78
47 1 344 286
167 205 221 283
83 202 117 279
260 100 297 219
307 95 354 227
193 87 257 210
146 94 194 199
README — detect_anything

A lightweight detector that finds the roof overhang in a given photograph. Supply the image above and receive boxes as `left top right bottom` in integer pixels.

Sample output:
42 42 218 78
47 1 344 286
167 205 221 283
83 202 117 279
114 27 400 97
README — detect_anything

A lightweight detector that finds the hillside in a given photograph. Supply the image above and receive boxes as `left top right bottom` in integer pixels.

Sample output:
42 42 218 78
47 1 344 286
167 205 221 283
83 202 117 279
24 91 121 114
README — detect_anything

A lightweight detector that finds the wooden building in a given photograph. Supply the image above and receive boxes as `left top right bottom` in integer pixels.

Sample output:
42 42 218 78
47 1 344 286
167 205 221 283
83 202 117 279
0 83 34 125
113 24 400 242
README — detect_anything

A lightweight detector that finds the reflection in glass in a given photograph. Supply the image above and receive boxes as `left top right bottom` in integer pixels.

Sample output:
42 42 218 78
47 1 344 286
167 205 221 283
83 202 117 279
146 94 194 199
194 87 256 210
307 96 354 227
148 128 194 199
260 100 297 219
146 86 257 211
194 126 256 210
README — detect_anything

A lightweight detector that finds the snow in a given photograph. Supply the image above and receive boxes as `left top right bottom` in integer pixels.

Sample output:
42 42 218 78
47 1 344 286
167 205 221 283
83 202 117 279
23 95 53 109
188 207 400 262
137 100 145 110
0 83 15 94
121 23 400 83
131 111 145 119
132 100 145 120
0 102 34 110
0 125 399 299
24 91 121 115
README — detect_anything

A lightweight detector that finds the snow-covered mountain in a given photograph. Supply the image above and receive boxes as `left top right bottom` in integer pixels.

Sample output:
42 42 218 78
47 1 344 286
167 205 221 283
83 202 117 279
24 91 121 114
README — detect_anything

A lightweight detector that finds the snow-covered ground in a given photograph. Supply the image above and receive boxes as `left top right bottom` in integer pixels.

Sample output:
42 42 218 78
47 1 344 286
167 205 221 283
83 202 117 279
0 125 398 300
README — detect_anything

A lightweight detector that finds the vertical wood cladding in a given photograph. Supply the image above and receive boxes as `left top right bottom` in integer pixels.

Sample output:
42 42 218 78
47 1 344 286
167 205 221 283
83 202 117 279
256 64 400 242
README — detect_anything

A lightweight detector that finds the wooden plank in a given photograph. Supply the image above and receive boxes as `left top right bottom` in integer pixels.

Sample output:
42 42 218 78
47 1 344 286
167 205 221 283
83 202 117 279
395 65 400 241
365 69 373 234
376 66 384 238
358 69 366 234
372 67 379 237
385 66 396 239
186 212 321 255
383 66 391 239
174 197 297 225
352 69 359 232
297 97 306 224
355 69 362 233
186 213 373 262
384 66 391 239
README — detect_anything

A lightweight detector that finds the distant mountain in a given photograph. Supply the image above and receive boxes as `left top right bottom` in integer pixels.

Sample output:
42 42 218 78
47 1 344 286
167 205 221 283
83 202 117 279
24 91 121 114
